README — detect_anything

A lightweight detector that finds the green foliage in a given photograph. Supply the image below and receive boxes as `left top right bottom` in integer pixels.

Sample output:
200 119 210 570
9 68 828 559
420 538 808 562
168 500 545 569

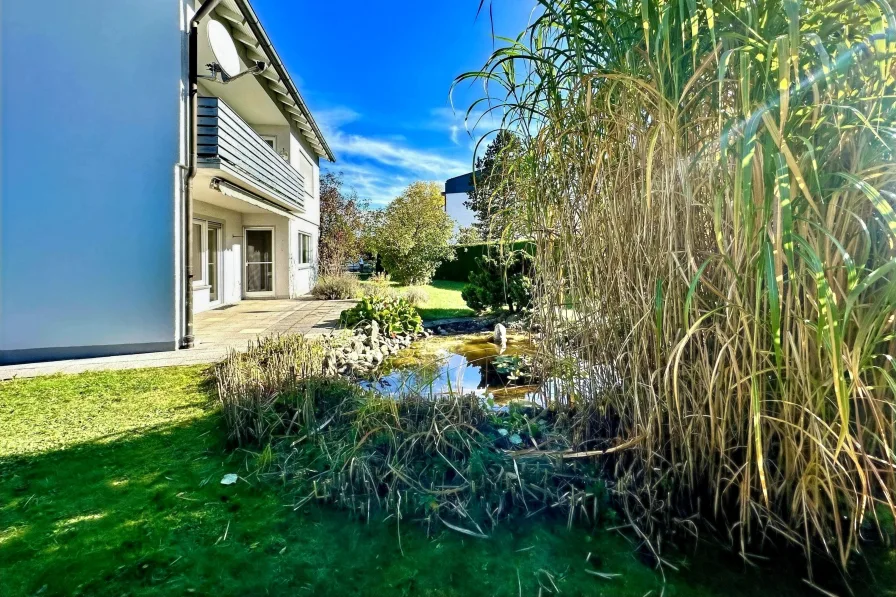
369 181 456 285
435 240 535 282
461 249 533 313
339 295 423 335
310 274 360 300
1 364 892 596
465 130 525 241
360 279 474 321
454 224 481 245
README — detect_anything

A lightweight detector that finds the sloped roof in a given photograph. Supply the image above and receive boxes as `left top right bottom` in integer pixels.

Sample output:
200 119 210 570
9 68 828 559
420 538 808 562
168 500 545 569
211 0 335 161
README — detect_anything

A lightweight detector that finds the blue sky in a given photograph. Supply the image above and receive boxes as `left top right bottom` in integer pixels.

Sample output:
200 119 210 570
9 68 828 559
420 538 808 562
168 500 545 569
251 0 535 206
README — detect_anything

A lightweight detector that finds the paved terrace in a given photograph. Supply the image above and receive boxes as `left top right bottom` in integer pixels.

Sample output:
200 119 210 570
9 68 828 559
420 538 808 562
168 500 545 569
0 298 354 380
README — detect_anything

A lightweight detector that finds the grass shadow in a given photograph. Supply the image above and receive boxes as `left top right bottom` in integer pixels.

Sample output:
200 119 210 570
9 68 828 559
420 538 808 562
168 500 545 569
0 367 892 597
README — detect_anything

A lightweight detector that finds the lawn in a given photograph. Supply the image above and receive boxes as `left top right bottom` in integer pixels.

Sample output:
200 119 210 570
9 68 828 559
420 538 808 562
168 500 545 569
363 279 474 321
0 367 892 596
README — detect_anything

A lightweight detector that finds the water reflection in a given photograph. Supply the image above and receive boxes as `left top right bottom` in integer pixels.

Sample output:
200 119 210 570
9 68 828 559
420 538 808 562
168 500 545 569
359 333 540 403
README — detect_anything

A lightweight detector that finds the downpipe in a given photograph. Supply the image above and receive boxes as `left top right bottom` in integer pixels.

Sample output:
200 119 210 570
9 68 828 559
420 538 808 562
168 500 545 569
182 0 223 349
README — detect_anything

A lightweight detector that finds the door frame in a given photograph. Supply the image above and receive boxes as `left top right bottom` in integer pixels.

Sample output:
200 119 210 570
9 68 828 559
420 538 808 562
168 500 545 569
243 226 275 298
206 221 223 307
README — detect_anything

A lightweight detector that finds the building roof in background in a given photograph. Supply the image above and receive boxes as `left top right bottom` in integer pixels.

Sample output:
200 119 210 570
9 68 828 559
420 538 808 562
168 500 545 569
444 171 477 194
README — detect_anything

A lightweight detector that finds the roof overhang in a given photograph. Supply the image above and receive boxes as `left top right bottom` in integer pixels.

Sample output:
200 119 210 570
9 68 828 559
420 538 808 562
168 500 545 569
205 0 335 162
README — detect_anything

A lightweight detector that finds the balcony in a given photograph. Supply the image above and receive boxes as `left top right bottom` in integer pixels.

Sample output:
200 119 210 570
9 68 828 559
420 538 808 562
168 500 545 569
197 96 305 212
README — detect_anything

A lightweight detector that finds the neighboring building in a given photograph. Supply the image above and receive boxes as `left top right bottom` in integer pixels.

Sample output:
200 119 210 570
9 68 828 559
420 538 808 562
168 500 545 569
443 172 477 232
0 0 335 364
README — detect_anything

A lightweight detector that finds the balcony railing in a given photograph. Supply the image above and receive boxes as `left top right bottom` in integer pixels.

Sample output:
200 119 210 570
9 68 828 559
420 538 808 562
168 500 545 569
197 96 305 211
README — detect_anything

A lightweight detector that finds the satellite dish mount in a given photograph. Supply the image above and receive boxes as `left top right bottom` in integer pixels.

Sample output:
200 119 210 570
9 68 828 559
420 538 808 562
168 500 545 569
203 19 267 84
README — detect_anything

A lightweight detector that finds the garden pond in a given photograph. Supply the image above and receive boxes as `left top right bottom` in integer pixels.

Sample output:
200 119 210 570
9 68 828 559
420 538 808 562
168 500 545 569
358 332 544 404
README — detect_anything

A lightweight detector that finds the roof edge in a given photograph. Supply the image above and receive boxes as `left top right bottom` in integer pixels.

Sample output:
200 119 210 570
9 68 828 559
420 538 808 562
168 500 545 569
231 0 336 162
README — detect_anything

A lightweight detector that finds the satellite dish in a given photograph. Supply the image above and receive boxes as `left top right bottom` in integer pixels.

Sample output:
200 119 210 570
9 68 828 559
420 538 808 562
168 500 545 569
207 20 241 79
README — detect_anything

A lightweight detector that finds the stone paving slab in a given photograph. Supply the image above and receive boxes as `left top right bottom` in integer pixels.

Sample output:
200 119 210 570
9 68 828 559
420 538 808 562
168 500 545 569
0 298 355 380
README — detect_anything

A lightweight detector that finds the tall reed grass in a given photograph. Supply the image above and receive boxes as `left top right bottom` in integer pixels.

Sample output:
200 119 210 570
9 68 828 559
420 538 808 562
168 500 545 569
460 0 896 570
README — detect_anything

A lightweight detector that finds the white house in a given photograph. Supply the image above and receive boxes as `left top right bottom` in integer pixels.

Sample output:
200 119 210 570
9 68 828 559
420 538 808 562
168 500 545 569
0 0 335 364
444 172 477 232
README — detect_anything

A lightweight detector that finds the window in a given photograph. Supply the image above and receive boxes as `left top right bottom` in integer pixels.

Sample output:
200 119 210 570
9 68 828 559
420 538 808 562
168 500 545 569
260 136 277 152
207 224 220 302
299 154 315 196
298 232 313 265
192 221 205 286
192 219 222 302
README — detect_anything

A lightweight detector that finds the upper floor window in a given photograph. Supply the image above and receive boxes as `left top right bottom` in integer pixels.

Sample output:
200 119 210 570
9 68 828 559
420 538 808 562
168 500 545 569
260 136 277 152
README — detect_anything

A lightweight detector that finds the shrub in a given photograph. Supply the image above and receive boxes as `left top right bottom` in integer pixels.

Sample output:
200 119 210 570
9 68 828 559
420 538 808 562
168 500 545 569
339 295 423 336
311 275 360 300
368 272 391 287
402 287 429 307
461 250 533 313
215 334 327 445
435 240 535 282
369 181 455 284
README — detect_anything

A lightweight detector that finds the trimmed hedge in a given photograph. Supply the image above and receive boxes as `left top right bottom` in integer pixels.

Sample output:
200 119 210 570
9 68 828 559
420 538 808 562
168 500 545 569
434 241 535 282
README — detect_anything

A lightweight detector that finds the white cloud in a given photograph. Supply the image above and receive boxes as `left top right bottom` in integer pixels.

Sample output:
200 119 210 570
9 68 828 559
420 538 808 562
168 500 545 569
328 131 468 178
314 106 361 133
314 103 471 206
429 106 504 145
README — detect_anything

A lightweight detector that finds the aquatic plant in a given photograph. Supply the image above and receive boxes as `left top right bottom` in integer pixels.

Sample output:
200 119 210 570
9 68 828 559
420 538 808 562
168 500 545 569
259 377 611 534
215 334 327 445
460 0 896 573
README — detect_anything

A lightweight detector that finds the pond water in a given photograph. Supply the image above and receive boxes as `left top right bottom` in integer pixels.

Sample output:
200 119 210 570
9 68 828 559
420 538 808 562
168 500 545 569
358 333 543 404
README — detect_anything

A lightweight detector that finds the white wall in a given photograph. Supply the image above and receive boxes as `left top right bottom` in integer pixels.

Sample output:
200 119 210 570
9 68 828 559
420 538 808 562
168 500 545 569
445 192 476 231
0 0 183 362
242 212 291 297
289 219 317 296
193 201 244 311
288 129 321 296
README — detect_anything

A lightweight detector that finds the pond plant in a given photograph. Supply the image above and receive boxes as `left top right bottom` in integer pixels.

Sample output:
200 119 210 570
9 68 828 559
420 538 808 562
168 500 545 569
458 0 896 576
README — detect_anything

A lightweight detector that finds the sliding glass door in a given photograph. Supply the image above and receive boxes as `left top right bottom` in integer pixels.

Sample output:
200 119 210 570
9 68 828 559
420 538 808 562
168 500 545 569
245 228 274 296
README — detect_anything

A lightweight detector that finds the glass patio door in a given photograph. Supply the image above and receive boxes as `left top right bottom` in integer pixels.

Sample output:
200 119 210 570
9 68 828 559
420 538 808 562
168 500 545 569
245 228 274 296
207 224 221 304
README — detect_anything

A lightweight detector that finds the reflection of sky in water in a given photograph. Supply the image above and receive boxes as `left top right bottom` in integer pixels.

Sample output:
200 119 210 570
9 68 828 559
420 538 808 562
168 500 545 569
358 334 621 408
359 336 541 403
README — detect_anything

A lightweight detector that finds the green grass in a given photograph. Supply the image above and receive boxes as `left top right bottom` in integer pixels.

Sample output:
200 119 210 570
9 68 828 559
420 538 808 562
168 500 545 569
0 367 892 596
362 279 475 321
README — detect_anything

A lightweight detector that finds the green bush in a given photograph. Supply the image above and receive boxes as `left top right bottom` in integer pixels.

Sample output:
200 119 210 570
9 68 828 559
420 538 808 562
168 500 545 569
311 274 360 300
435 241 535 282
339 295 423 336
461 250 533 313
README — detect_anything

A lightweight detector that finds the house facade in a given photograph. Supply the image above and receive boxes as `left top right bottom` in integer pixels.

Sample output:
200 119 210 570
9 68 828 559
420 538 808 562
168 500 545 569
0 0 334 365
444 172 477 232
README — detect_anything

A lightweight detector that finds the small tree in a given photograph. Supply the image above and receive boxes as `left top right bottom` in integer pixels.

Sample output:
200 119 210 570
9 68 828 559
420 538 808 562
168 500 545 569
373 181 455 285
319 172 366 275
461 249 533 313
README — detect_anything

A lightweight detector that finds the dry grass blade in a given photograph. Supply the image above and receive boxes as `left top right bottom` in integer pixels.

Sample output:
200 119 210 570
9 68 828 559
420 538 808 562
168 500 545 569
459 0 896 577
